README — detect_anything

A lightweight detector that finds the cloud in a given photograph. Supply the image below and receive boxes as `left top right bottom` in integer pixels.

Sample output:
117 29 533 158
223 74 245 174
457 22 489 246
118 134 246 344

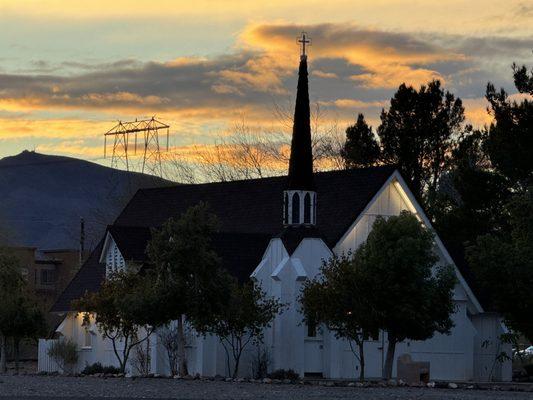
0 20 529 161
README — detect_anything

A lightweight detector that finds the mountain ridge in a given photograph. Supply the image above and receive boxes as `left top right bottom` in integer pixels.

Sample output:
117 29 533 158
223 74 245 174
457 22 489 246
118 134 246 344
0 151 171 250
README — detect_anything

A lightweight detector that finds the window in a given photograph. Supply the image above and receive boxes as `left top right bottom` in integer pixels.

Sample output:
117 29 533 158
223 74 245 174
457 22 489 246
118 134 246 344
291 192 300 224
304 193 311 224
83 327 92 348
40 269 56 285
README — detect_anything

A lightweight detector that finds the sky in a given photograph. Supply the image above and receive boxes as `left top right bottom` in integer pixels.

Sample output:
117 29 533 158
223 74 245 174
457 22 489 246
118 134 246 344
0 0 532 167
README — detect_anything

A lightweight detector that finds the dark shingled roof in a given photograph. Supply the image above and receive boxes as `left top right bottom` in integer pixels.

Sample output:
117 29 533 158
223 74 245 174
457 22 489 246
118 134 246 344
52 165 399 312
107 225 153 261
52 239 105 312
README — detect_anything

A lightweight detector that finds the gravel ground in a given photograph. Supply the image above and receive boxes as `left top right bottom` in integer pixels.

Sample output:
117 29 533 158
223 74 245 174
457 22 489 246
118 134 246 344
0 376 532 400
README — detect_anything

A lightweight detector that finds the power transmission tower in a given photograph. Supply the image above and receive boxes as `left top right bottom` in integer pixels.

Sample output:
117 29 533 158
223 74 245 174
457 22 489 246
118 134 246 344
104 117 170 177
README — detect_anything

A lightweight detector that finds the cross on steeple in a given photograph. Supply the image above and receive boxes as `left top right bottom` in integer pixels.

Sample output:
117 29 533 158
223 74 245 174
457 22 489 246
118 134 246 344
297 32 311 58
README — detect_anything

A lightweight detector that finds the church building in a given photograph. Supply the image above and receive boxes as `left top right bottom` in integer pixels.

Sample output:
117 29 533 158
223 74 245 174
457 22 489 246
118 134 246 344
40 42 511 382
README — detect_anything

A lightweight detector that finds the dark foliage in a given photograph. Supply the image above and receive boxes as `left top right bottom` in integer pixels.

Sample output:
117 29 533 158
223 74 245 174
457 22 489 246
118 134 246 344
267 368 300 381
81 362 121 375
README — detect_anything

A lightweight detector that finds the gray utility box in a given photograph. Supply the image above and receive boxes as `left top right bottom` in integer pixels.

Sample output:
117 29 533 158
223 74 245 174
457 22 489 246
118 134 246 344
397 354 430 384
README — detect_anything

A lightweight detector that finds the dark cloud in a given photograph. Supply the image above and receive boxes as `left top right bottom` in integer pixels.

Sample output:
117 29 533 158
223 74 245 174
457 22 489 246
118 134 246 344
0 22 527 118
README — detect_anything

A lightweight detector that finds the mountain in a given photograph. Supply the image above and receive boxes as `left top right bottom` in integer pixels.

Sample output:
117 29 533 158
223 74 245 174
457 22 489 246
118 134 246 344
0 151 171 250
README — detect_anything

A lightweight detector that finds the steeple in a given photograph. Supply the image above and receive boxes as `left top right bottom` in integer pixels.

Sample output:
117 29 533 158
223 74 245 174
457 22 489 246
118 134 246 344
283 32 317 226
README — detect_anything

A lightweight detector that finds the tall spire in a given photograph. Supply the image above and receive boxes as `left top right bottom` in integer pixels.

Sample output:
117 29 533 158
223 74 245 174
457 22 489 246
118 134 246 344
287 34 314 191
283 33 317 227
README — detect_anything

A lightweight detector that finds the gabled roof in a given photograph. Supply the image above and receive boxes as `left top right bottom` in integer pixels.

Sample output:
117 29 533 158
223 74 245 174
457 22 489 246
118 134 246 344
52 166 397 312
106 225 153 262
52 239 105 312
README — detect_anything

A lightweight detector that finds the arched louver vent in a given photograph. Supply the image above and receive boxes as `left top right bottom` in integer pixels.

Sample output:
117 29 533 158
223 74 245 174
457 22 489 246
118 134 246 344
292 192 300 224
304 192 311 224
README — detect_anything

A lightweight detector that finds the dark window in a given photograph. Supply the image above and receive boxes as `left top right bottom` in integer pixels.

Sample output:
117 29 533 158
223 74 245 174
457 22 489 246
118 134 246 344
307 318 317 337
292 192 300 224
283 193 289 224
304 193 311 223
40 269 56 285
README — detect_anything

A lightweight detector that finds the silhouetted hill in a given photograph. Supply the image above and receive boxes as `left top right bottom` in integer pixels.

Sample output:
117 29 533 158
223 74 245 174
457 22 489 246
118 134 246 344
0 151 171 250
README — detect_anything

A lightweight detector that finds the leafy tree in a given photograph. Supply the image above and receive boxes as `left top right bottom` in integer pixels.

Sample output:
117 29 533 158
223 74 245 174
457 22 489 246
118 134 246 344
341 114 381 169
467 189 533 342
3 294 47 373
73 270 162 373
146 202 226 376
300 254 379 381
0 248 29 373
204 276 283 378
356 212 456 379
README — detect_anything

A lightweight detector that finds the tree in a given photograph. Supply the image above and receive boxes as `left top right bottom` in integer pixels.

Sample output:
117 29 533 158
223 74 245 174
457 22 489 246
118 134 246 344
0 249 26 372
146 202 226 376
342 81 465 212
513 62 533 95
356 212 456 379
432 129 510 249
378 80 465 204
73 270 162 373
204 277 283 378
467 189 533 342
3 295 47 373
341 114 381 169
484 79 533 191
300 254 379 381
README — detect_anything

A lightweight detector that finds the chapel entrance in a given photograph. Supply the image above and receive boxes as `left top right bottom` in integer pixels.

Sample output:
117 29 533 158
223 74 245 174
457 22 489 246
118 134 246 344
304 321 323 377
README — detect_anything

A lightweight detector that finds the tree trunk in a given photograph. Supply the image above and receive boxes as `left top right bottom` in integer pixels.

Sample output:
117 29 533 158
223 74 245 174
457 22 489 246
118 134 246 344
383 336 397 380
358 341 365 382
177 315 188 376
0 335 7 373
232 351 242 379
14 339 20 374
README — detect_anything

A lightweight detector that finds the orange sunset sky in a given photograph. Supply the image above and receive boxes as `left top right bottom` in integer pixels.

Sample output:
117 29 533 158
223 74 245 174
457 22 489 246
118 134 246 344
0 1 532 166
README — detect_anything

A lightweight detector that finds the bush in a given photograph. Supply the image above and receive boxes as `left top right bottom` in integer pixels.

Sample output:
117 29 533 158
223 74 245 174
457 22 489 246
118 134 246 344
81 362 121 375
251 346 270 380
524 364 533 377
47 339 78 373
267 368 299 381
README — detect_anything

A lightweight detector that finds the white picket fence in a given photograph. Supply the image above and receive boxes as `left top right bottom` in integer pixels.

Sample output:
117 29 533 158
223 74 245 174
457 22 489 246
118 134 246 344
38 339 60 373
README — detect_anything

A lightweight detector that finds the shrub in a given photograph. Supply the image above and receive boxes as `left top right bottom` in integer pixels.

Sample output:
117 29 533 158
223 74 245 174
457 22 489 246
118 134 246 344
47 339 78 373
81 362 121 375
251 346 270 380
267 368 299 381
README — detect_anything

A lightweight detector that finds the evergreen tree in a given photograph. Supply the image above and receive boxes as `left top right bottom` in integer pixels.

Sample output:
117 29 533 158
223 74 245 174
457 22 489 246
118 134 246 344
468 189 533 342
378 80 464 204
341 114 381 169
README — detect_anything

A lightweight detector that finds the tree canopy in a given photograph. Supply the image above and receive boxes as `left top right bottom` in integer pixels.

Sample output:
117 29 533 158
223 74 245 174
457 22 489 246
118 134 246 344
146 202 228 375
73 270 162 373
300 254 379 381
467 189 533 343
355 212 456 379
341 80 465 211
204 277 283 378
